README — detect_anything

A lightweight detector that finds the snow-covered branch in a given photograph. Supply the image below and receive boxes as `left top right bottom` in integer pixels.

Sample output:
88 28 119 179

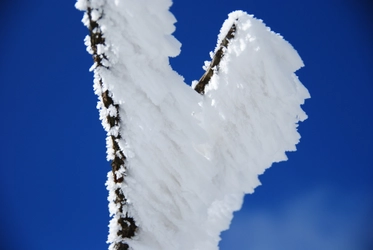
77 1 137 249
76 1 310 250
194 21 237 94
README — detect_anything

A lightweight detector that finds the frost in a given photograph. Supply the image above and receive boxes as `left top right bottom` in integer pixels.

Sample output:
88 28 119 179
107 105 117 117
90 9 101 22
77 1 310 250
75 0 87 11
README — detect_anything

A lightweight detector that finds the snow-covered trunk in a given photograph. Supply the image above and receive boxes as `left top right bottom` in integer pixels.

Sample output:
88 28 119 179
76 1 310 250
78 2 137 249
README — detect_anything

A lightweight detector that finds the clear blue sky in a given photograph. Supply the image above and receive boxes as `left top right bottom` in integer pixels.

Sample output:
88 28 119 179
0 0 372 249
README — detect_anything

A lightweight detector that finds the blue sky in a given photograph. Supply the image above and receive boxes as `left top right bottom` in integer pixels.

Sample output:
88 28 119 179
1 0 372 249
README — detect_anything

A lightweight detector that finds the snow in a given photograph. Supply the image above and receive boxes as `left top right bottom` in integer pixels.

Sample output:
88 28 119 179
76 1 310 249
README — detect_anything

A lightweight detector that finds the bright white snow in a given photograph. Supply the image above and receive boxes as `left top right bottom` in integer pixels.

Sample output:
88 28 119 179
76 1 310 250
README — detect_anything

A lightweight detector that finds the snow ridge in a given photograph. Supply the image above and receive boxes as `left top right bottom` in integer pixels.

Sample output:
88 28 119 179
76 1 310 250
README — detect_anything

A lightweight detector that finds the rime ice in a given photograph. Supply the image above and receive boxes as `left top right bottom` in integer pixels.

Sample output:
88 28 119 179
76 1 310 250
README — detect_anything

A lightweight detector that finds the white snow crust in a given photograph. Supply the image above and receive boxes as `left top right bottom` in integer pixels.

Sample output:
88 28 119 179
76 1 310 249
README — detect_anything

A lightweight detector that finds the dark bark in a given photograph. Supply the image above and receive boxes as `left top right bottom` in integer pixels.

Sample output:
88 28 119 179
86 6 137 250
194 22 237 95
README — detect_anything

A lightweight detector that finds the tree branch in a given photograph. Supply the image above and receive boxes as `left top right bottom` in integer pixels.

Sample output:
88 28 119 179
194 22 237 94
86 5 137 250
